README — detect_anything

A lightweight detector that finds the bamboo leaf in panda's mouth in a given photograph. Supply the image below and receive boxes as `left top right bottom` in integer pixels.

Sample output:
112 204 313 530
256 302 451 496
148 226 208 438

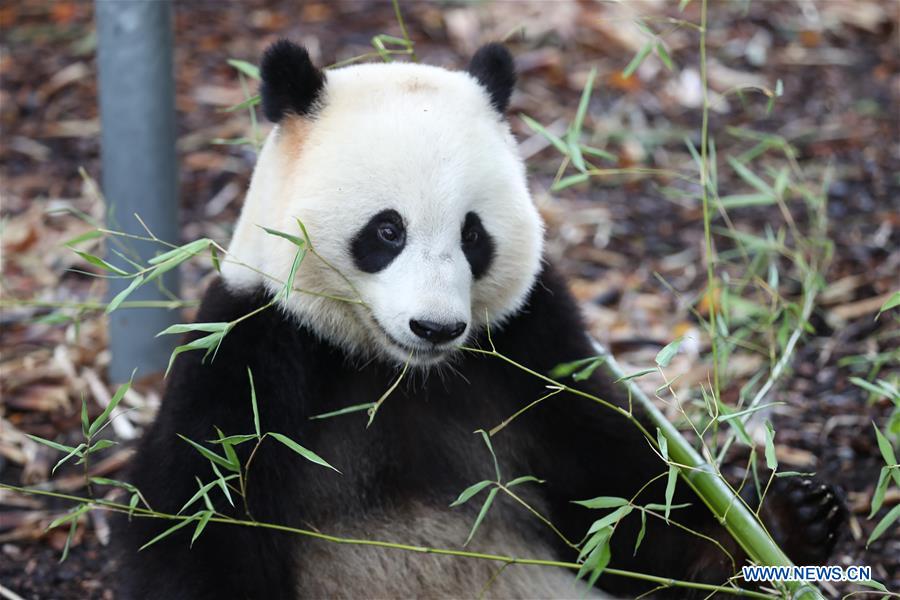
258 225 306 248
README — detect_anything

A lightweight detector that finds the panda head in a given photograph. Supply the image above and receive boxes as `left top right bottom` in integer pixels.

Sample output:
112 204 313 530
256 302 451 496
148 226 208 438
223 40 544 366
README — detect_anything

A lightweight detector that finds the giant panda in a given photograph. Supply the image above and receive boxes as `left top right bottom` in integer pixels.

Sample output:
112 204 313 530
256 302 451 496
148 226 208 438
117 41 846 599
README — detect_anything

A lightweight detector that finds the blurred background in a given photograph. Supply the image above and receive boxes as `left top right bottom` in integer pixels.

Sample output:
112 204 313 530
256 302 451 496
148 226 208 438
1 1 898 597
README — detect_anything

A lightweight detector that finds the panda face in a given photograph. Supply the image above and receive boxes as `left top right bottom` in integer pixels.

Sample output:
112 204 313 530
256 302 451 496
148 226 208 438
224 47 544 366
345 202 498 364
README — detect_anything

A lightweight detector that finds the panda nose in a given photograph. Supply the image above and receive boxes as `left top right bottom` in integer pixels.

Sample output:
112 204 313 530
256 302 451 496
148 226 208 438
409 319 467 344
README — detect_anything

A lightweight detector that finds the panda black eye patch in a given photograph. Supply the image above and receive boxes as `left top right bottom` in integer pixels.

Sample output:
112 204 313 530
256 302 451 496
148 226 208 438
351 209 406 273
461 211 495 279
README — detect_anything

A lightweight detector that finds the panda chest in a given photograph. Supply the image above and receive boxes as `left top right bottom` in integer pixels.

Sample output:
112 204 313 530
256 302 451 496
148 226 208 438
292 499 592 599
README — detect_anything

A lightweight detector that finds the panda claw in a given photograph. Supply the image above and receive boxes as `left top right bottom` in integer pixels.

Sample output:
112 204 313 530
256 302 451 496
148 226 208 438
760 476 847 564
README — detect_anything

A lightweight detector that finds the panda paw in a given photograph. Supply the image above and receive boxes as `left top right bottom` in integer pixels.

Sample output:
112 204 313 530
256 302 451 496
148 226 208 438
761 477 847 565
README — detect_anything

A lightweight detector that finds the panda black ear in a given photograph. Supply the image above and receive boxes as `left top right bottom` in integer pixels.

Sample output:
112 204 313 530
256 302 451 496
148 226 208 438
259 39 326 123
468 43 516 114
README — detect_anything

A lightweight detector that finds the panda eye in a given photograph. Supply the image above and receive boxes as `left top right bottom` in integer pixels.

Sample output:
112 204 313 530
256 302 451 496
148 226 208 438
377 223 403 246
351 209 406 273
460 211 495 280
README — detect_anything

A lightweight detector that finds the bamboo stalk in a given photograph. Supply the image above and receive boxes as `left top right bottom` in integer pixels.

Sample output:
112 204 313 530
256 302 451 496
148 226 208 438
592 342 823 600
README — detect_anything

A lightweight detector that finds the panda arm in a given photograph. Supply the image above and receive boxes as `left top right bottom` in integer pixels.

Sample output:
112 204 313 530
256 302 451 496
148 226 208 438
530 389 746 596
117 278 315 600
497 266 746 595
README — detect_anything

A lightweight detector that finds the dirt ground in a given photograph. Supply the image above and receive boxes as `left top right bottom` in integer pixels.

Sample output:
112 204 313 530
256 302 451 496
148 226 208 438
1 1 898 598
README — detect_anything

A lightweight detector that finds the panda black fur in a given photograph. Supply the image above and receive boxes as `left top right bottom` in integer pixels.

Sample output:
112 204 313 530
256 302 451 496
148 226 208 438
117 41 845 599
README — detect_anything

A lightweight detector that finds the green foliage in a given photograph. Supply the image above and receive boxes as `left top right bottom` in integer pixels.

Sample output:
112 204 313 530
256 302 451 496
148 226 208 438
655 337 684 368
876 291 900 318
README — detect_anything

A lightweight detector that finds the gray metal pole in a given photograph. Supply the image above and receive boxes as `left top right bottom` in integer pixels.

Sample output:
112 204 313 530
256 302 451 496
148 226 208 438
96 0 179 382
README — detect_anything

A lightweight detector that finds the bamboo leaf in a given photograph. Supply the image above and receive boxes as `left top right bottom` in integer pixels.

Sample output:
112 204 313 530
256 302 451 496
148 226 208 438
25 434 78 455
157 322 230 337
106 275 145 314
585 537 612 589
84 439 117 454
867 504 900 547
727 156 773 195
60 518 78 562
48 503 91 531
269 432 340 473
90 477 138 492
210 461 235 507
567 67 597 173
210 246 221 273
657 428 669 461
643 502 692 512
248 368 261 439
655 337 683 368
580 145 617 162
506 475 544 488
209 434 258 446
165 331 228 376
220 94 260 113
774 471 816 479
128 493 140 514
573 496 630 509
872 424 900 488
464 487 498 546
622 42 653 78
550 356 600 379
450 480 492 507
53 443 86 474
215 427 240 470
577 527 612 588
178 478 220 515
190 510 213 547
148 239 212 265
850 377 897 400
719 193 776 208
178 434 239 472
259 225 305 248
519 114 569 157
573 357 606 381
63 229 102 247
282 246 308 300
664 465 678 522
72 250 129 275
655 42 674 70
586 505 633 535
869 467 889 519
614 368 655 383
763 420 778 471
634 510 647 556
568 138 586 174
477 429 501 481
372 34 411 47
856 579 888 592
578 527 609 561
716 402 783 422
139 514 201 551
310 403 376 420
80 397 90 437
876 291 900 317
551 173 590 192
226 59 260 80
89 374 134 437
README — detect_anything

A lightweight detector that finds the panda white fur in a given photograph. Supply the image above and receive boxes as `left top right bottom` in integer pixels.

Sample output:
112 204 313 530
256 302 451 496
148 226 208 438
117 41 845 599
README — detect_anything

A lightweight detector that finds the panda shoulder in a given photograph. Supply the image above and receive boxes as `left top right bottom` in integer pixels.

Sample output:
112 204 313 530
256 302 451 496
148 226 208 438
193 277 271 324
